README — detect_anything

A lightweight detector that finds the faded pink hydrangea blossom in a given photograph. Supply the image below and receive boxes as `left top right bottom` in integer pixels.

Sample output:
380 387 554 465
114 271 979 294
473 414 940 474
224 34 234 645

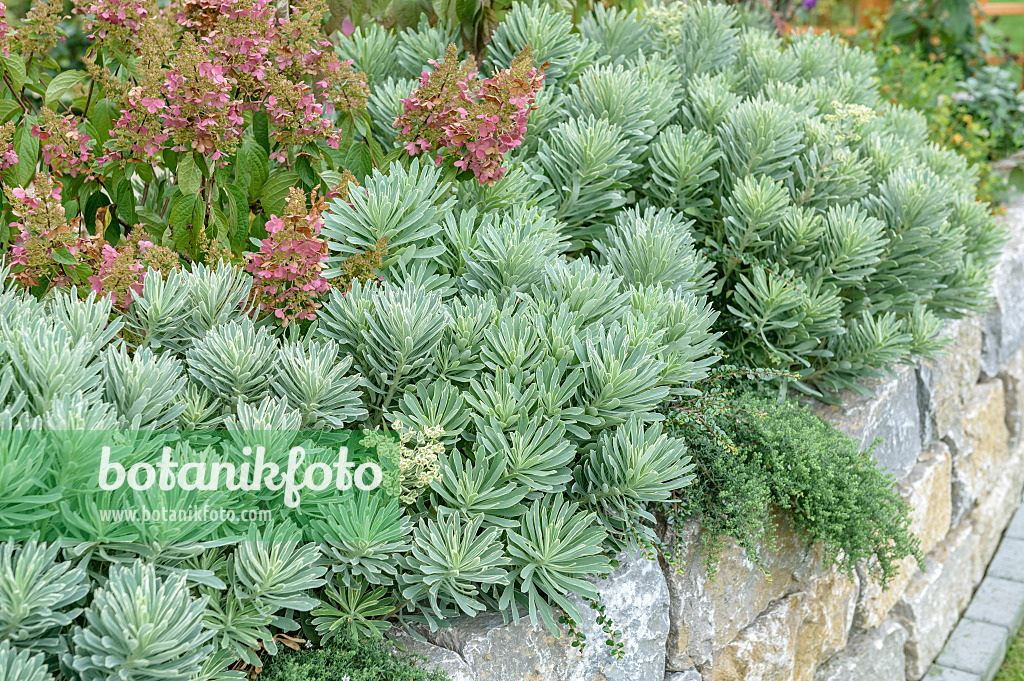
395 44 544 185
0 121 17 170
31 109 94 178
4 175 93 290
245 186 331 326
161 33 247 160
88 230 179 309
0 2 12 56
101 0 367 166
79 0 151 40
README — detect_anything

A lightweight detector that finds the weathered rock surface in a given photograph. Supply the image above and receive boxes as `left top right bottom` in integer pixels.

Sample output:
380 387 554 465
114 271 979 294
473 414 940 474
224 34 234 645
966 450 1024 584
812 364 921 480
856 443 952 629
918 317 982 443
945 379 1009 525
663 514 820 671
893 522 977 680
388 631 476 681
982 203 1024 378
426 553 669 681
813 618 908 681
664 670 702 681
709 567 857 681
1001 349 1024 450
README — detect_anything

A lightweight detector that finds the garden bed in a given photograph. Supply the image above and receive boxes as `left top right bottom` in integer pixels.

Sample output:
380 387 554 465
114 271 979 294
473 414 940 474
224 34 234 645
0 1 1018 681
396 205 1024 680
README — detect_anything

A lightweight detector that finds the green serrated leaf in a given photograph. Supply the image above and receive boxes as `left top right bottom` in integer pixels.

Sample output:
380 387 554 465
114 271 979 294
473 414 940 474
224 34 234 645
90 99 117 146
51 247 78 265
14 119 39 187
44 70 86 110
0 100 19 124
225 183 251 255
116 178 137 227
178 152 203 195
238 140 270 198
295 155 317 188
254 111 270 155
169 193 198 231
1 55 26 95
260 170 299 217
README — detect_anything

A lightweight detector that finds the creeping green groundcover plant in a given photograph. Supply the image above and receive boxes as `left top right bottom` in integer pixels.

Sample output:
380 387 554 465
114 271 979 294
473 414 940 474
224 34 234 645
0 0 1005 677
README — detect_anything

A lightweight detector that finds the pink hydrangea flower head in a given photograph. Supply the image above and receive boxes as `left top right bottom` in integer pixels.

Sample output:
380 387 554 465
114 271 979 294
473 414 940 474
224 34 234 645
394 44 544 185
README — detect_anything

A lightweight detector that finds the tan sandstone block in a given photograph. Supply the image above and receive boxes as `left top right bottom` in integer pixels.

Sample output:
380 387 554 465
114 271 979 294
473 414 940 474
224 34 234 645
710 567 858 681
947 379 1010 524
918 317 982 442
1001 349 1024 450
664 513 821 671
967 449 1024 585
893 522 977 680
856 443 952 629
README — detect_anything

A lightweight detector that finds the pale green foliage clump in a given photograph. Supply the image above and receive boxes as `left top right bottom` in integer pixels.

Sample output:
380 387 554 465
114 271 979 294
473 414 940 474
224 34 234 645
454 0 1004 397
71 563 213 681
0 642 48 681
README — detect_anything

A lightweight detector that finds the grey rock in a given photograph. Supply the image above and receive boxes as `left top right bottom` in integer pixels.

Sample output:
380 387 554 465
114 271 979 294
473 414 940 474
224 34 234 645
709 567 858 681
982 200 1024 378
813 618 907 681
387 631 476 681
934 619 1009 681
662 514 820 671
944 380 1010 526
964 577 1024 632
426 553 669 681
966 454 1024 585
893 522 978 680
811 364 921 480
1000 351 1024 450
918 317 982 444
985 537 1024 582
665 670 702 681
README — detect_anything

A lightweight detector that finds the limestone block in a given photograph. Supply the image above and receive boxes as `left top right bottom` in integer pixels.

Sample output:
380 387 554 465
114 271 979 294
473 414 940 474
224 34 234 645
856 443 952 629
665 670 702 681
388 631 476 681
664 514 820 671
946 380 1010 525
966 450 1024 584
812 364 922 480
981 203 1024 377
894 522 978 681
426 553 669 681
709 567 858 681
1000 350 1024 450
918 317 982 443
813 618 908 681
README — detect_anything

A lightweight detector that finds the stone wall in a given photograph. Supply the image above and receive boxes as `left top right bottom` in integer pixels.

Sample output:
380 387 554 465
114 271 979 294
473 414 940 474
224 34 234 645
398 207 1024 681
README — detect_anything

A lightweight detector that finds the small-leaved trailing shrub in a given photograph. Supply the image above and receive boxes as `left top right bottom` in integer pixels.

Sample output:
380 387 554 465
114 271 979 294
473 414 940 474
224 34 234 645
0 0 1006 676
666 387 922 585
258 636 450 681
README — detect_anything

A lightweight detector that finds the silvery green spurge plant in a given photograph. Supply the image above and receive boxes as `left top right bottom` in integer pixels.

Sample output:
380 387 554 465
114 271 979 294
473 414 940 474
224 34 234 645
0 190 716 672
0 0 1008 676
349 0 1005 395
